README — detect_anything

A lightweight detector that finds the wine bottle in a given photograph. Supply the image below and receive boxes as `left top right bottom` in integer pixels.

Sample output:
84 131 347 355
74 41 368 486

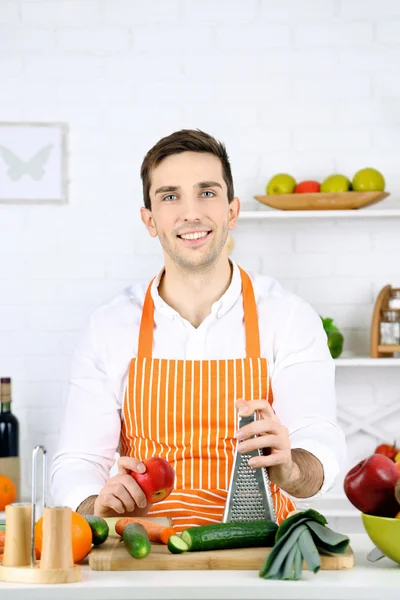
0 378 19 458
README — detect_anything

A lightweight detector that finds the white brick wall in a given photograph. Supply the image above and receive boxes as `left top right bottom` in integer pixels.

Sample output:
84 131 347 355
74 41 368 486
1 1 400 527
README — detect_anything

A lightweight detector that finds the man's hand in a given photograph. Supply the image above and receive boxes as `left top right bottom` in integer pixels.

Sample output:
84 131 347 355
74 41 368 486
235 399 324 498
235 399 295 488
93 457 152 518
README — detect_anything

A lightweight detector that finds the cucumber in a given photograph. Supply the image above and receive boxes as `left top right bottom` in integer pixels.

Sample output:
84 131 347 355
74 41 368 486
83 515 109 546
181 520 278 552
122 523 151 559
168 535 189 554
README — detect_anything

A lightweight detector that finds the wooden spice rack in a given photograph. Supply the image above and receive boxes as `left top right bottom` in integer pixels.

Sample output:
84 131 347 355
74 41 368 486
370 284 400 357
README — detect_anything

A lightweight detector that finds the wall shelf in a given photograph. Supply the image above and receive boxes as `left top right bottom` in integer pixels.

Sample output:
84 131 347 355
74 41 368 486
239 208 400 220
334 356 400 367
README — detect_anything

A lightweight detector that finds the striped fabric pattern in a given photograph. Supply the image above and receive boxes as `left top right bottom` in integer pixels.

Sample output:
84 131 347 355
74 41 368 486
120 356 295 532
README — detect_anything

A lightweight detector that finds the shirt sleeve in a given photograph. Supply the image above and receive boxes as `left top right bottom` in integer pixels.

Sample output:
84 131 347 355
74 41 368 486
50 313 122 511
270 298 347 504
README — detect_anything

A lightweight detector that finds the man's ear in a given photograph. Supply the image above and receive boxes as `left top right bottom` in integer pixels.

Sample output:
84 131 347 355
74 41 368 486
140 207 158 238
228 197 240 231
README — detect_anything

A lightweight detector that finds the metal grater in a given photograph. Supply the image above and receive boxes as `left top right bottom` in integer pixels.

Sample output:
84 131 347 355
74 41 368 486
223 412 277 524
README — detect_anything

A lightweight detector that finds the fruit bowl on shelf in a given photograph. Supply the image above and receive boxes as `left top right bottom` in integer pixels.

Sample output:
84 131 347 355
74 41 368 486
260 168 389 211
361 513 400 564
254 191 390 211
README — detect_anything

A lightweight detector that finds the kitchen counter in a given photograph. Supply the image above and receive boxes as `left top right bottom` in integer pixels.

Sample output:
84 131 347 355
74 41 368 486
0 534 399 600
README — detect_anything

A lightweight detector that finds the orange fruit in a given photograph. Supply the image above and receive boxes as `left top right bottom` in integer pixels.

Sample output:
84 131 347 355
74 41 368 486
395 511 400 519
35 511 92 563
0 475 16 511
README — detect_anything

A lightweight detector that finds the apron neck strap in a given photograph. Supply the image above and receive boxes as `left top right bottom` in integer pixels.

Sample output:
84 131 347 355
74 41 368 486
137 277 156 359
238 266 261 358
137 266 261 359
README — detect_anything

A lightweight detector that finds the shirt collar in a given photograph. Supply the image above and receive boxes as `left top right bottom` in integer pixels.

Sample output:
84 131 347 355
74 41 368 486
150 259 243 321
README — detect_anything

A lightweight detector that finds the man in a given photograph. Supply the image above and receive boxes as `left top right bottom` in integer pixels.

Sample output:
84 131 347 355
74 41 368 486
51 129 346 531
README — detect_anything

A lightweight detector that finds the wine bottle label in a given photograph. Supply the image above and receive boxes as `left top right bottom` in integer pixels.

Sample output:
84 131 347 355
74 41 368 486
0 379 11 404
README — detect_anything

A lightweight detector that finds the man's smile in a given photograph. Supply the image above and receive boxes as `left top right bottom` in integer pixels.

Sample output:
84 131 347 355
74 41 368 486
177 230 212 246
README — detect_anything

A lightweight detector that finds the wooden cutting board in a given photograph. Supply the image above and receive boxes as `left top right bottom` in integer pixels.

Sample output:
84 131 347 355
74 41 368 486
89 535 354 571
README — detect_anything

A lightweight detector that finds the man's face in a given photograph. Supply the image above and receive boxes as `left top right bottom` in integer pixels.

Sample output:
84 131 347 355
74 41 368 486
141 152 240 271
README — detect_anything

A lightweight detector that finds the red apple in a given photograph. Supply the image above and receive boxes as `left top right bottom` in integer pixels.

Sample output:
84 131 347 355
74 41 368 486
294 180 320 194
344 454 400 517
130 457 175 504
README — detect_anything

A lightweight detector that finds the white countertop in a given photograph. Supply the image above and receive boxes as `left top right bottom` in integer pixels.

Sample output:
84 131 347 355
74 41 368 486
0 534 399 600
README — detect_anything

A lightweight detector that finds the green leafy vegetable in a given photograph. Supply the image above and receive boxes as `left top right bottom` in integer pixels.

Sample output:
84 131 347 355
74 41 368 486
297 528 321 574
320 316 344 358
259 509 350 582
275 508 327 543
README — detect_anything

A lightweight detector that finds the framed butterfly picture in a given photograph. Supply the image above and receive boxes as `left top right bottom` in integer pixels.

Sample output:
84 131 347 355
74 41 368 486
0 122 68 204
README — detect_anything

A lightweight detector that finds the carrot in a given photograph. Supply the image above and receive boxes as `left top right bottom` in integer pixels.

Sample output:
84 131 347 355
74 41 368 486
0 554 3 562
115 517 177 544
159 527 176 545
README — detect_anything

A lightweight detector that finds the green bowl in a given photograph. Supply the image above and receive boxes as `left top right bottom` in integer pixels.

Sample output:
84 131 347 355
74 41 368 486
362 513 400 564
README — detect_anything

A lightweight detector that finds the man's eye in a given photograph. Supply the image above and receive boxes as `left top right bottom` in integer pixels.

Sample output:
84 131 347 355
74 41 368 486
163 194 176 201
202 191 215 197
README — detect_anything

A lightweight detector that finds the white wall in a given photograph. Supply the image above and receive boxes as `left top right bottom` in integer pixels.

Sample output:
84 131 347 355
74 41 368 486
1 0 400 524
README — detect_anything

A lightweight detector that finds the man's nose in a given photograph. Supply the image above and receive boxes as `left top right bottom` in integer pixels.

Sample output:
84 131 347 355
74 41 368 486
181 196 203 221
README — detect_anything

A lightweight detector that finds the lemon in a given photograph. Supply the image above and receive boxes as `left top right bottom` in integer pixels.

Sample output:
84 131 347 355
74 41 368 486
352 167 385 192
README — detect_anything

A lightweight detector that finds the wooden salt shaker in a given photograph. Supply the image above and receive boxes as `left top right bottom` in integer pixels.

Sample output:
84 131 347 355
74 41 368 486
2 503 32 567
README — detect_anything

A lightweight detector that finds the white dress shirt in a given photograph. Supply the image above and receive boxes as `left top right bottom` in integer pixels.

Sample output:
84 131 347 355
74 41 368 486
50 260 346 512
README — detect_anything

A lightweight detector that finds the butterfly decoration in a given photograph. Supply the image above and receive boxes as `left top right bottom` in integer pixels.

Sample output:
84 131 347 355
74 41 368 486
0 144 54 181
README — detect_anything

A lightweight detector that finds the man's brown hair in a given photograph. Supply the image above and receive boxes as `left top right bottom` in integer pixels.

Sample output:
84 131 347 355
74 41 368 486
140 129 235 210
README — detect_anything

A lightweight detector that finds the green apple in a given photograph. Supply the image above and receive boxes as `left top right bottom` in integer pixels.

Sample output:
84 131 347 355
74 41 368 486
320 174 351 193
266 173 296 195
352 167 385 192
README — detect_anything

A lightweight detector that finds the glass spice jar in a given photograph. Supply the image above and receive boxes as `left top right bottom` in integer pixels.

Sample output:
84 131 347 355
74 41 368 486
388 288 400 309
380 309 400 345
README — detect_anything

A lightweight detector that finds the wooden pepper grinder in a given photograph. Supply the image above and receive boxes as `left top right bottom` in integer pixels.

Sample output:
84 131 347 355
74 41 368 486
0 445 81 584
40 506 74 570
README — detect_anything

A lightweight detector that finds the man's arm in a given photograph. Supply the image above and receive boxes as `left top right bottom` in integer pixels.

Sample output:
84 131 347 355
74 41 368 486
237 296 346 501
76 495 97 516
236 399 326 498
283 449 324 498
50 314 121 510
270 298 346 500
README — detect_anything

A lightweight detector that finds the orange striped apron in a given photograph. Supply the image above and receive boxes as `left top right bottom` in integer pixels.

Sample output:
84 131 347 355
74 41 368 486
121 266 295 532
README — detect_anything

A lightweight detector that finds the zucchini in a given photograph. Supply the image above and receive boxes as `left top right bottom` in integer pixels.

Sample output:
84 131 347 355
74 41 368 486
122 523 151 559
181 520 278 552
167 535 189 554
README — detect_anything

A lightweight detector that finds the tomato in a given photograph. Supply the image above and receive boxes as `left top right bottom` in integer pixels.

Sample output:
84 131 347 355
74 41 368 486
375 443 399 461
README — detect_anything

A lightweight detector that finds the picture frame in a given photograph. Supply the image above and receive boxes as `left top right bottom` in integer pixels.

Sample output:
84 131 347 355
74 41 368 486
0 122 68 204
